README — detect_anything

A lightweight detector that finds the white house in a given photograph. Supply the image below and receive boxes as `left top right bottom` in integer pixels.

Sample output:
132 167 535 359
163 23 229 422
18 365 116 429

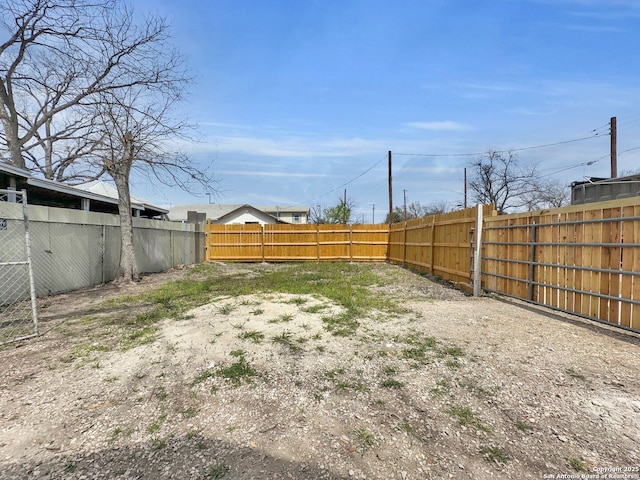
168 204 310 225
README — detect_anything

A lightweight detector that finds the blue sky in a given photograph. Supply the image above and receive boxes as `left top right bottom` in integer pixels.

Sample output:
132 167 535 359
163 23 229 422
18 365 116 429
132 0 640 221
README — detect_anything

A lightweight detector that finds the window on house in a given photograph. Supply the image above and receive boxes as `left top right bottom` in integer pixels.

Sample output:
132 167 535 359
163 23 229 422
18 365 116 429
292 214 301 223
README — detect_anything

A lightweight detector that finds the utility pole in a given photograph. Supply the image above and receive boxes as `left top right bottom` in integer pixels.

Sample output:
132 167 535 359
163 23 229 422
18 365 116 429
388 151 393 224
403 189 408 220
610 116 617 178
371 204 375 224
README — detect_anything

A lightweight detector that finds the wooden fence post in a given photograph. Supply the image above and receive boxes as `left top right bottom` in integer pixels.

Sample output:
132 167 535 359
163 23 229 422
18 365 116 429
528 219 537 301
473 204 484 297
402 221 407 266
430 216 436 275
349 225 353 262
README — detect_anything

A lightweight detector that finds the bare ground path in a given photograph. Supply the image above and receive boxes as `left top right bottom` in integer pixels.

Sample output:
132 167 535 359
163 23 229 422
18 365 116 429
1 262 638 479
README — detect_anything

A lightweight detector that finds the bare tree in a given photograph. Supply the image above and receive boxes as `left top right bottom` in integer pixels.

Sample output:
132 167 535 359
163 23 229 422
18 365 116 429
468 149 538 214
384 201 450 223
0 0 184 178
1 0 214 283
522 178 570 210
86 73 211 283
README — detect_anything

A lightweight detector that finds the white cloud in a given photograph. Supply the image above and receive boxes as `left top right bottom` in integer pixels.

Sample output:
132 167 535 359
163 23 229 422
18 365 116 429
406 121 473 131
219 170 331 178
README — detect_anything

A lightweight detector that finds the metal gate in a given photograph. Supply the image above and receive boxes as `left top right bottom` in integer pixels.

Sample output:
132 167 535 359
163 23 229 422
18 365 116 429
0 189 38 344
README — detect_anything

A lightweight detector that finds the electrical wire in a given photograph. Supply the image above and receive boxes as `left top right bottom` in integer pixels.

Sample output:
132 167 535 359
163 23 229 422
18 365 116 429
394 132 605 157
304 155 387 204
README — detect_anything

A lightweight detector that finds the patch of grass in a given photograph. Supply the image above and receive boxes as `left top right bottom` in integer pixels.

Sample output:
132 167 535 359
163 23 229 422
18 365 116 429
399 331 438 364
151 438 167 450
120 325 158 351
271 331 302 353
301 303 328 314
237 330 265 344
108 427 123 444
249 307 264 316
445 359 461 370
268 313 294 324
568 457 587 472
216 354 257 386
285 296 308 305
383 365 399 375
147 422 161 434
515 420 533 432
380 379 404 389
446 405 491 432
482 445 510 464
352 427 378 456
324 368 345 379
155 386 168 401
440 345 465 358
63 343 112 364
430 379 451 397
181 406 199 419
206 462 230 479
321 312 359 337
216 303 236 315
192 369 215 386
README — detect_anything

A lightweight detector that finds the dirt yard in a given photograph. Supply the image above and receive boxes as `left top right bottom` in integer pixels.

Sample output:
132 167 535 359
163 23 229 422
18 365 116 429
1 262 639 480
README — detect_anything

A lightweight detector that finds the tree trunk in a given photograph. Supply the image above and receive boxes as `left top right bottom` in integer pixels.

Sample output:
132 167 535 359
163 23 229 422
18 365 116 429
110 131 139 284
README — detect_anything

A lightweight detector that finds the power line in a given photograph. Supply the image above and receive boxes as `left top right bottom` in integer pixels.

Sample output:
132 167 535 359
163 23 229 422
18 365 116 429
394 132 605 158
305 155 387 204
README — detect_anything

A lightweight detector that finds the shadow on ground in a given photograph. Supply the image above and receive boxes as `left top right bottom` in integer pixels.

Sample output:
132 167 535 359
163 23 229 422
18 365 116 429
0 433 348 480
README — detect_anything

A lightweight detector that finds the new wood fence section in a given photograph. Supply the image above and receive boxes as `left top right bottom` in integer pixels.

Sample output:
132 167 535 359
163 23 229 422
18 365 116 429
205 223 389 262
388 205 496 286
481 197 640 331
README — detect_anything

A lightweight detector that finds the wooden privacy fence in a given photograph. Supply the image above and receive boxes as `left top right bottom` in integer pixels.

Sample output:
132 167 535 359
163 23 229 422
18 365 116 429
480 197 640 331
205 223 389 262
388 205 496 286
204 198 640 333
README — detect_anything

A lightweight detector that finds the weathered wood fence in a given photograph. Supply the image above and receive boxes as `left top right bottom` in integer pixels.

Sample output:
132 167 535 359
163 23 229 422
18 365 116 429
205 198 640 332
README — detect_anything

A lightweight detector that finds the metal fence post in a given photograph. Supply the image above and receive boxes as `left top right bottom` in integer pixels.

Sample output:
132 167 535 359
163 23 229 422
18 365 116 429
473 204 483 297
22 190 39 335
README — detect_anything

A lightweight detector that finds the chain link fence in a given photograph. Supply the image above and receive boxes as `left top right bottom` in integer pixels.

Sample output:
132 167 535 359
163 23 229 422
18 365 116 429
0 189 38 344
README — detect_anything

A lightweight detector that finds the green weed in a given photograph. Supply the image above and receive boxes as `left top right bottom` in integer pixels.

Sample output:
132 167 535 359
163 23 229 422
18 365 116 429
568 457 587 472
352 427 378 455
482 445 510 464
271 331 302 353
206 462 230 479
446 405 491 432
237 330 265 344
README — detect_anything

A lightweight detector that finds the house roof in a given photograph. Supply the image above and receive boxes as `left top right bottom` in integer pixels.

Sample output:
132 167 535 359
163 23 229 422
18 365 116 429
259 205 310 214
73 180 168 215
0 161 167 217
167 203 308 222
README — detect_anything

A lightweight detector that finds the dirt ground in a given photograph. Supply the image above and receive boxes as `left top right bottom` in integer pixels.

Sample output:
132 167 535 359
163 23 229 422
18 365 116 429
1 262 639 480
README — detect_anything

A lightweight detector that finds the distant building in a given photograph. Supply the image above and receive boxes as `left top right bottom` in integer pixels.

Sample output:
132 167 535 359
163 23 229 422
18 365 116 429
571 174 640 205
0 161 167 218
168 204 310 225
